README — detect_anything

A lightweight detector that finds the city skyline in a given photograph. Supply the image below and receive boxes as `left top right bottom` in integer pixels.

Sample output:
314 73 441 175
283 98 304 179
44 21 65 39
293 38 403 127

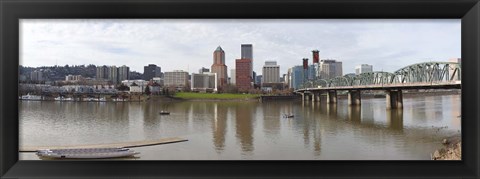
20 19 460 76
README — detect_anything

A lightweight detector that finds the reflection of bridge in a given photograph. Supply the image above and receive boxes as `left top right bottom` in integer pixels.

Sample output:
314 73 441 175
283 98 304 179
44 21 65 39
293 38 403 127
295 62 461 109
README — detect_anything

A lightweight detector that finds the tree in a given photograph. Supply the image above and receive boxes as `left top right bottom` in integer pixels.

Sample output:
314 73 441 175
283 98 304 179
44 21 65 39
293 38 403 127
116 84 130 91
145 85 151 95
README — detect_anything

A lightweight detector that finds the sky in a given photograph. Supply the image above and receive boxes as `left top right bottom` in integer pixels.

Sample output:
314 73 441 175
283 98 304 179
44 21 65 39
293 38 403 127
20 19 461 76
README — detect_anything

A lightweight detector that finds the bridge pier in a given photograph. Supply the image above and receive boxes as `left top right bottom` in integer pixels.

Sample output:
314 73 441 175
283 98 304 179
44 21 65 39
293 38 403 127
311 92 321 102
326 90 337 104
386 90 403 109
347 90 361 106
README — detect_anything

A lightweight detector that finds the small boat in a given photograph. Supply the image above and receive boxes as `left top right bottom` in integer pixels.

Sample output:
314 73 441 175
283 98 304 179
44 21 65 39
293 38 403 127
20 93 42 100
36 147 139 159
283 114 294 118
159 111 170 115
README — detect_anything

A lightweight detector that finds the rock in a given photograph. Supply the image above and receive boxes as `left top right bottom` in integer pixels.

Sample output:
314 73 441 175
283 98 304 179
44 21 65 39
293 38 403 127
442 138 449 145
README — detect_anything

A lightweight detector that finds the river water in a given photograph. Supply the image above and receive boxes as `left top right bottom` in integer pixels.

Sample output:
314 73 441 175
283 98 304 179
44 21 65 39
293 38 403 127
19 94 461 160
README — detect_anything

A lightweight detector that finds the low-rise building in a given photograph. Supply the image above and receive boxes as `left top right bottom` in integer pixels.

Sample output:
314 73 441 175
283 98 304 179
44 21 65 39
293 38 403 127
191 72 217 92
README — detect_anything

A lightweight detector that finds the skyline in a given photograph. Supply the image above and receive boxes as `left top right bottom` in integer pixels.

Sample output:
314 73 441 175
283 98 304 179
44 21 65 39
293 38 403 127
20 19 461 76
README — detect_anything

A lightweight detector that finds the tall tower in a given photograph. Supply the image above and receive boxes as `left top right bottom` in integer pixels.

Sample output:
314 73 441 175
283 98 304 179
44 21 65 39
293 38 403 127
211 46 228 90
241 44 253 82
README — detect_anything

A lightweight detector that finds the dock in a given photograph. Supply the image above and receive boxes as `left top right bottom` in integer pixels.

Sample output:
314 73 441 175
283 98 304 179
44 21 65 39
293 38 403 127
19 137 188 152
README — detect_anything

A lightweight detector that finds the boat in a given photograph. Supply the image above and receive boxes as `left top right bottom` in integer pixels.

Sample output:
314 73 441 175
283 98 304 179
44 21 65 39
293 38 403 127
36 147 139 159
20 93 42 101
159 111 170 115
283 114 294 118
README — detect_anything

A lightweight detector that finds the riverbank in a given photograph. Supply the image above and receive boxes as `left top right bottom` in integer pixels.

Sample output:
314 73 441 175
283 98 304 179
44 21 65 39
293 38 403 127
431 135 461 160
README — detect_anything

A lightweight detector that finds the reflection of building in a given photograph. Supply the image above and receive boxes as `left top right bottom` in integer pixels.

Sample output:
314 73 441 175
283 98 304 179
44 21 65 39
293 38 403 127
236 58 253 92
211 46 228 91
164 70 189 89
235 104 254 152
355 64 373 75
191 73 217 92
212 103 228 151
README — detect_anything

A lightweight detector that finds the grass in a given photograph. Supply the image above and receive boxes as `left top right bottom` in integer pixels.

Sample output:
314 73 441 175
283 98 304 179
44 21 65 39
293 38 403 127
174 92 260 100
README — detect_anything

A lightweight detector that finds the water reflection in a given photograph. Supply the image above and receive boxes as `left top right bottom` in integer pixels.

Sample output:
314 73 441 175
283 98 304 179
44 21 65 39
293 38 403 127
20 95 461 160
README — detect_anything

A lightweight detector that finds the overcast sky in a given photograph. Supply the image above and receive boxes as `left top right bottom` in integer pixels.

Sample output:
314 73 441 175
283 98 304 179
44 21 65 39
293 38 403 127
20 19 460 76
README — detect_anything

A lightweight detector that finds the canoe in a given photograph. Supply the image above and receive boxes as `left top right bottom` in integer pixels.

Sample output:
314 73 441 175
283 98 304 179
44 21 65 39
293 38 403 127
36 148 139 159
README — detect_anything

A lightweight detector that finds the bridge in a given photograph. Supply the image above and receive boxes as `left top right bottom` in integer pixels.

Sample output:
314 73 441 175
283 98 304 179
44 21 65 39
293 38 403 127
294 62 461 109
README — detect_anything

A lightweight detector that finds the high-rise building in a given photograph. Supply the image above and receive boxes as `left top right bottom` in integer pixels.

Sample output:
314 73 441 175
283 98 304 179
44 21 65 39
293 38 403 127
108 66 119 84
191 72 217 92
199 67 210 74
241 44 253 81
355 64 373 75
30 70 44 82
319 59 343 79
236 58 252 92
164 70 189 89
230 69 236 85
262 61 280 84
290 66 305 90
143 64 161 81
119 65 130 82
211 46 228 90
96 65 108 80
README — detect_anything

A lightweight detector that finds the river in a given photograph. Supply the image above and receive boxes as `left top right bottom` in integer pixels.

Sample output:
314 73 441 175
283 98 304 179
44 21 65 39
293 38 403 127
19 94 461 160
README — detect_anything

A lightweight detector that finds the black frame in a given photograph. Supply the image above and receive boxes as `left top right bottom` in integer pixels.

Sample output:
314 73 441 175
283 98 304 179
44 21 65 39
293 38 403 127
1 0 479 178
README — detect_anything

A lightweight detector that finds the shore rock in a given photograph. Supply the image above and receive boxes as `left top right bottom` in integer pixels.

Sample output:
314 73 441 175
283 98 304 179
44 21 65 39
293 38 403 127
432 141 461 160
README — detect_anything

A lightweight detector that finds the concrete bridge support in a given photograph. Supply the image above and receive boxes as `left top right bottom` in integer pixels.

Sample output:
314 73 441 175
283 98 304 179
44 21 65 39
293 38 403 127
348 90 361 106
386 90 403 109
326 90 337 104
311 92 321 102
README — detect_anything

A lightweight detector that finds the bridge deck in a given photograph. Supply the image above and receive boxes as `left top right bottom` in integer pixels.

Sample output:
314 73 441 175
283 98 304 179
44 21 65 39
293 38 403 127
296 82 461 92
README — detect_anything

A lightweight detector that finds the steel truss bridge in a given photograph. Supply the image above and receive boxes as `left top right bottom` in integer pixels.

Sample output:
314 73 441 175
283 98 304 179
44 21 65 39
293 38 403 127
294 62 461 109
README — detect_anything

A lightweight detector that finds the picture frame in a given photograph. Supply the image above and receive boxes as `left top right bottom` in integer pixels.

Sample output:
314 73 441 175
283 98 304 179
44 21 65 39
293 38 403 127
1 0 479 178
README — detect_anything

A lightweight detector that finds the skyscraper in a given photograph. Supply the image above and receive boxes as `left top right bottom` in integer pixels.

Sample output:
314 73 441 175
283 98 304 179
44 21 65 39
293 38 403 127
211 46 228 90
241 44 253 81
319 59 343 79
118 65 130 82
262 61 280 84
96 65 108 80
236 58 252 92
108 66 119 84
143 64 161 81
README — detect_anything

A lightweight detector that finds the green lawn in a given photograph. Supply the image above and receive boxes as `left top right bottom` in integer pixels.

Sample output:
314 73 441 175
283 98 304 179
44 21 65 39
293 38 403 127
174 92 260 99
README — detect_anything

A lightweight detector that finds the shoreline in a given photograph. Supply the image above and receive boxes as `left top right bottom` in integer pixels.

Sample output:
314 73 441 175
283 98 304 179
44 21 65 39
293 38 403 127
431 134 462 160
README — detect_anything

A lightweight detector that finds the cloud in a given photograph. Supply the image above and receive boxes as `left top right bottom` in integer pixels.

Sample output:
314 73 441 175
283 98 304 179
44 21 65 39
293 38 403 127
20 19 460 76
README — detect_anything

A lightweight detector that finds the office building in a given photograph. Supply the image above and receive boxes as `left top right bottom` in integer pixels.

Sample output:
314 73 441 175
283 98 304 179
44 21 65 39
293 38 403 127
319 59 343 79
191 72 217 92
65 75 84 81
262 61 280 84
143 64 161 81
236 58 252 92
164 70 189 89
355 64 373 75
211 46 228 90
230 69 236 85
241 44 253 80
199 67 210 74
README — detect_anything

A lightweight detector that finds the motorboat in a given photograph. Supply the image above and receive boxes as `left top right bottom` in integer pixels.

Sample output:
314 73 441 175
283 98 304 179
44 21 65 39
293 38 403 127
283 114 294 118
159 111 170 115
36 147 139 159
20 93 42 100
